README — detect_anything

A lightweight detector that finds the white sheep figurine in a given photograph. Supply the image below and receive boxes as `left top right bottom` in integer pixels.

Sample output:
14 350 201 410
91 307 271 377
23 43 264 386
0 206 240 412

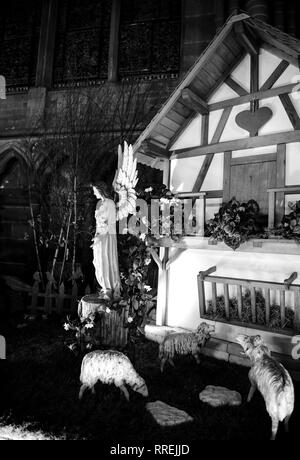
236 334 294 440
159 322 215 372
79 350 148 401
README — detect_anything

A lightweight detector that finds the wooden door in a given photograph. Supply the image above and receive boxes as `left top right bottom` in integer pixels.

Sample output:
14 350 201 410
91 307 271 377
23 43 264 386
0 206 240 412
224 152 277 215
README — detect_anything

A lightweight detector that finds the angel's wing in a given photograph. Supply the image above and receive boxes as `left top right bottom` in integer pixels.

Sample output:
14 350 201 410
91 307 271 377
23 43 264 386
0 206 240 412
112 141 139 221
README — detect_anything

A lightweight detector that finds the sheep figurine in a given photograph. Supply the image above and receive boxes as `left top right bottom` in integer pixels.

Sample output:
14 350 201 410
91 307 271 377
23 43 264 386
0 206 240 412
236 334 294 440
79 350 148 401
159 322 215 372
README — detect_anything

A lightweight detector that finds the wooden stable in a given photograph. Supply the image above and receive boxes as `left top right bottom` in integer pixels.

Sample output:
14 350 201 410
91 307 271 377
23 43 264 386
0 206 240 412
133 13 300 370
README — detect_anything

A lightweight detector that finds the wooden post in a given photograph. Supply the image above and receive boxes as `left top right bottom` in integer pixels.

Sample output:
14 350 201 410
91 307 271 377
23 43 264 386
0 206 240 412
251 54 259 113
108 0 121 82
276 144 286 225
162 159 171 188
268 190 276 229
294 288 300 332
196 195 206 236
35 0 58 87
265 288 270 325
212 282 217 314
224 284 230 320
197 267 216 318
251 287 256 323
280 290 286 327
237 285 243 320
198 272 206 318
223 152 232 203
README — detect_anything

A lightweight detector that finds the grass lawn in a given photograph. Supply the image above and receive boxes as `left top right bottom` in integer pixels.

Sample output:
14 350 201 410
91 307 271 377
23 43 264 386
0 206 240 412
0 317 299 441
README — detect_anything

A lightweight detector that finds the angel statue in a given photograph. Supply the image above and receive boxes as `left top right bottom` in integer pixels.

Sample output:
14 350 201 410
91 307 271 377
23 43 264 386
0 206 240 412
91 142 138 300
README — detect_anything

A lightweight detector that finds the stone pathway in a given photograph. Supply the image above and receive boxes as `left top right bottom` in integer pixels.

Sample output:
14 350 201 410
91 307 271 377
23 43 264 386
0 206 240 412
199 386 242 407
146 401 194 427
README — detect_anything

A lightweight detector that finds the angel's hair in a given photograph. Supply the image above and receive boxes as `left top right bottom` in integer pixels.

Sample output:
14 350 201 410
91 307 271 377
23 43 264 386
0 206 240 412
92 181 112 199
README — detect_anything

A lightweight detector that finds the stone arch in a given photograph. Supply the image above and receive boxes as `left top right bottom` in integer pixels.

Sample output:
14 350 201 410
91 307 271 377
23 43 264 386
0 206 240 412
0 143 30 189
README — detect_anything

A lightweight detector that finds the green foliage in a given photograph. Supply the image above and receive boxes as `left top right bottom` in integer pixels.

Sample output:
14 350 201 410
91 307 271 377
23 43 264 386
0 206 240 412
205 198 263 250
116 234 155 330
137 184 183 241
269 200 300 240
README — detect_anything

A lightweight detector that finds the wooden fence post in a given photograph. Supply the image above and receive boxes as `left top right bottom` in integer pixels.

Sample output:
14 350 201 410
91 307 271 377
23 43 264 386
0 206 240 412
294 288 300 332
268 190 275 229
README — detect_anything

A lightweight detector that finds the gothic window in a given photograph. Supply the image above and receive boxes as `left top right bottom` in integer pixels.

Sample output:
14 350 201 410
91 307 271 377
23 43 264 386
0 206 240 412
118 0 181 77
53 0 111 84
0 0 41 88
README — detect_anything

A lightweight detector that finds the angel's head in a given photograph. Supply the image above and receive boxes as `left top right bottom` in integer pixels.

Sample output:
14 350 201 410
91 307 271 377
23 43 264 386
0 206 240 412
92 182 112 201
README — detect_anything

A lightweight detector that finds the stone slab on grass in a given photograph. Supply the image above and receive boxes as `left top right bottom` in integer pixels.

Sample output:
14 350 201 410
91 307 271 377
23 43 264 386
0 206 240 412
199 386 242 408
146 401 194 427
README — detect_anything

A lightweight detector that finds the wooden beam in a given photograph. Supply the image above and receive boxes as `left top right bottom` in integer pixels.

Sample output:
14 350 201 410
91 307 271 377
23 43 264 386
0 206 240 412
176 190 223 199
225 76 248 96
162 159 170 187
260 60 290 91
268 186 300 193
223 152 232 202
234 22 259 56
251 53 259 111
108 0 121 82
201 114 209 146
192 156 214 193
209 83 297 112
192 107 232 193
276 143 286 224
231 153 276 166
211 107 232 144
142 140 169 159
262 44 299 69
279 94 300 130
172 130 300 160
181 88 208 114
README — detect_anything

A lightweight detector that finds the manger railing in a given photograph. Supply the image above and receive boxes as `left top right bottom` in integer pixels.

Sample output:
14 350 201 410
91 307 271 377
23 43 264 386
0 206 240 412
268 185 300 229
197 266 300 333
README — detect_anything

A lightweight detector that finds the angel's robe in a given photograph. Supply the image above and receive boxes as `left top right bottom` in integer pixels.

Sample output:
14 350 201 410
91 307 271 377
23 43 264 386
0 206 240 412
92 198 121 299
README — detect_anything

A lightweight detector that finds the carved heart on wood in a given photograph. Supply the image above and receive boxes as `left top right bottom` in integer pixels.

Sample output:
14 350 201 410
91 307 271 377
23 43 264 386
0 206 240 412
235 107 273 136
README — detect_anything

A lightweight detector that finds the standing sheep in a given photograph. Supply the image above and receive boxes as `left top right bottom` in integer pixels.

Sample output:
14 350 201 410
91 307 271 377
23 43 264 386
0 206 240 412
236 334 294 440
79 350 148 401
159 322 215 372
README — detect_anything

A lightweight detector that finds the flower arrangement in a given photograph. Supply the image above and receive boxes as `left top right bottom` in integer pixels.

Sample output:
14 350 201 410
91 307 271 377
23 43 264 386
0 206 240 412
137 184 182 242
205 198 262 250
269 200 300 240
116 233 156 330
